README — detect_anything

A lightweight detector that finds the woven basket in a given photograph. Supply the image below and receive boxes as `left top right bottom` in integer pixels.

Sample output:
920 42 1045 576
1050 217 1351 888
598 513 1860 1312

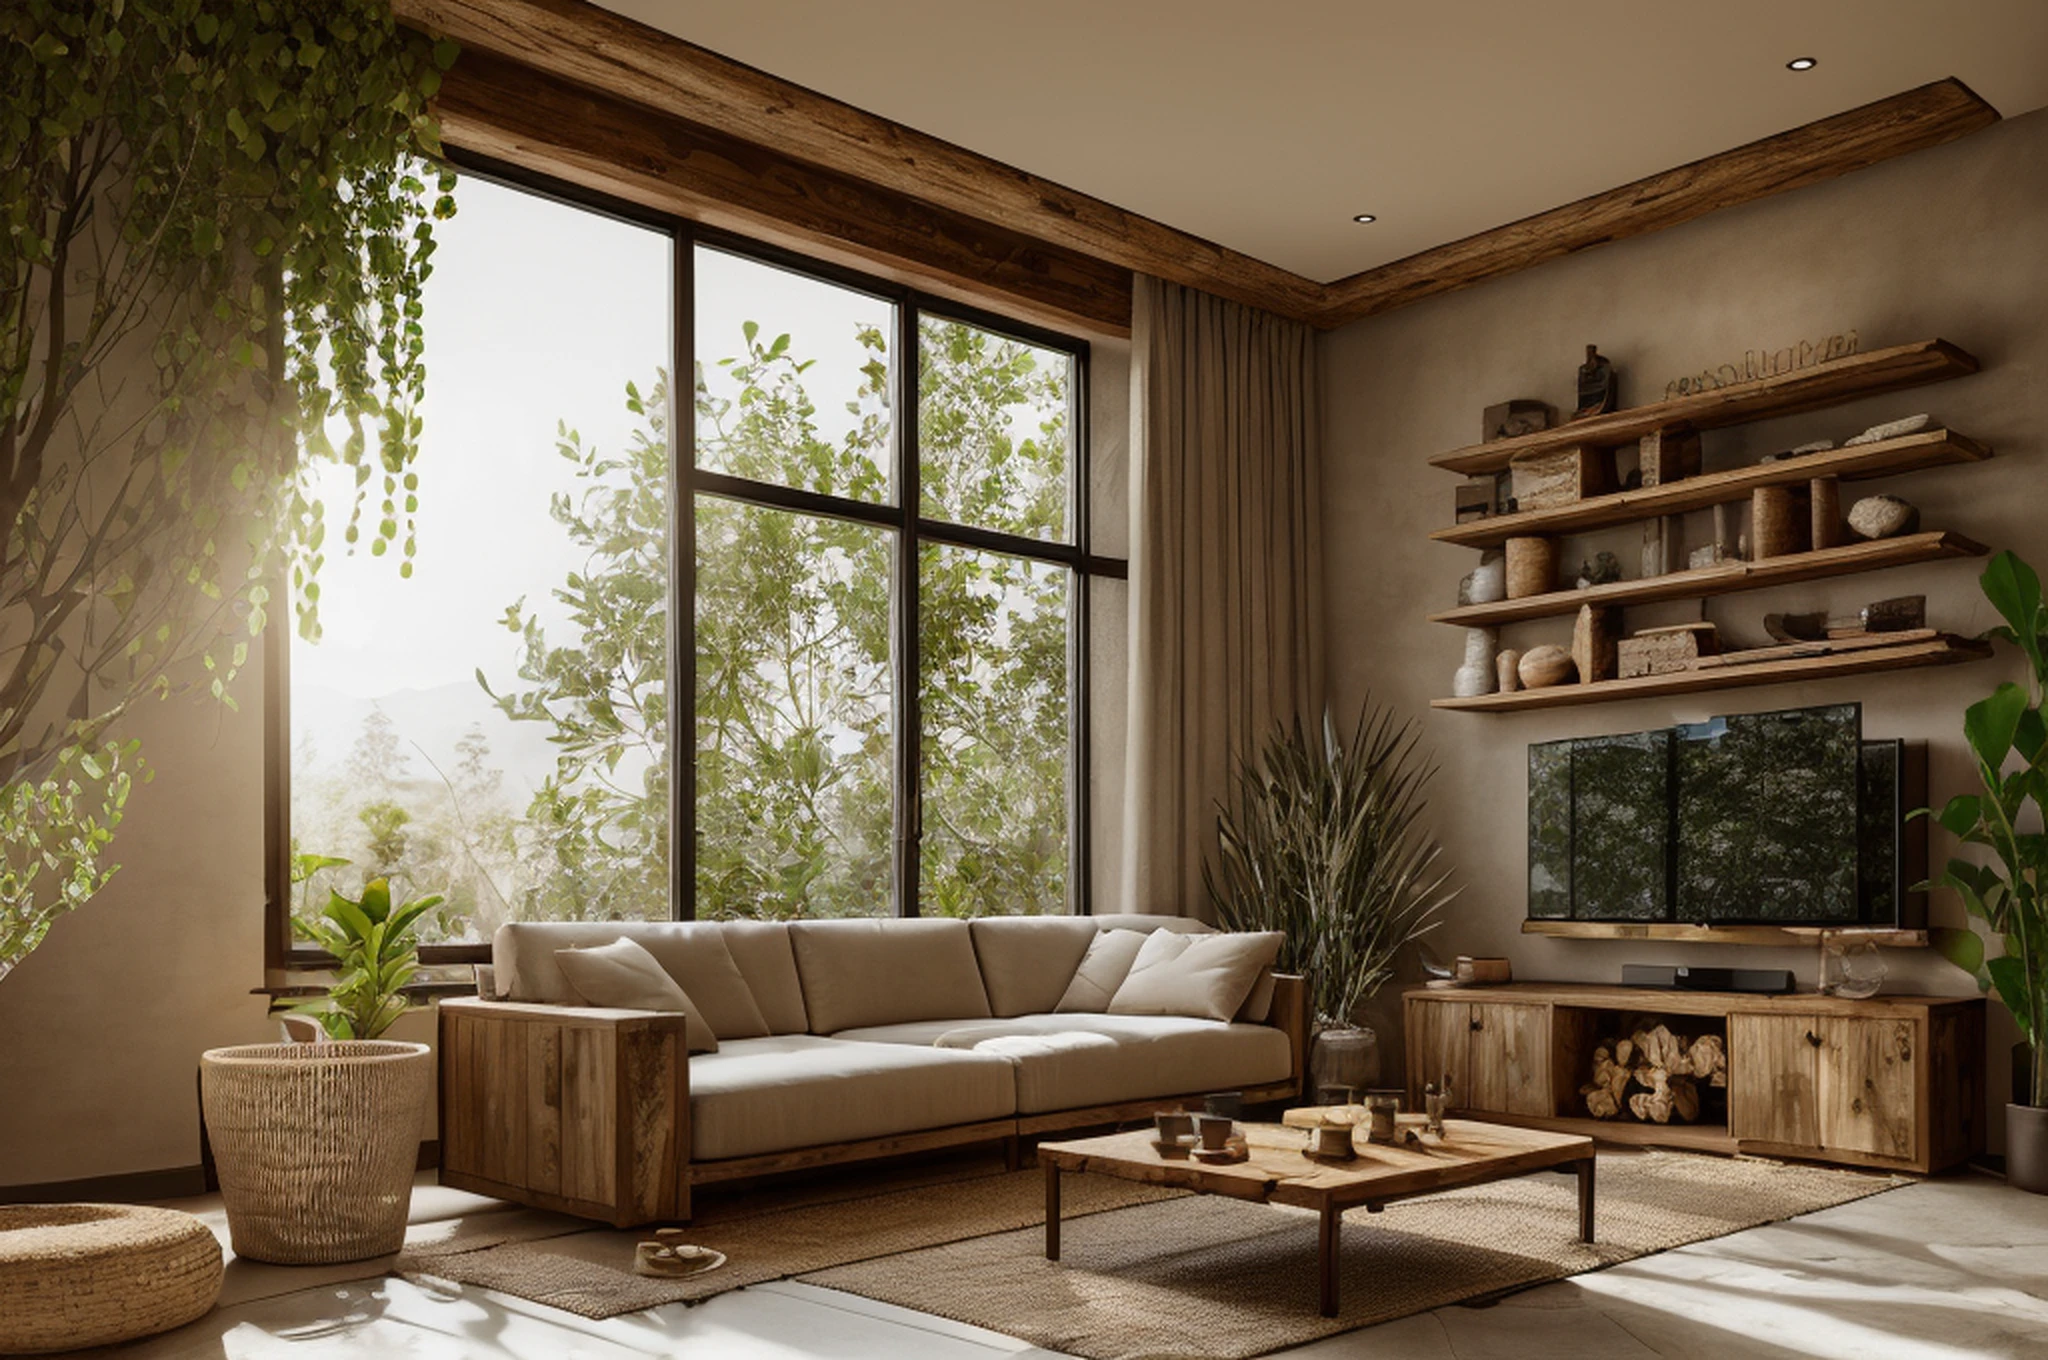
0 1204 221 1354
199 1041 432 1265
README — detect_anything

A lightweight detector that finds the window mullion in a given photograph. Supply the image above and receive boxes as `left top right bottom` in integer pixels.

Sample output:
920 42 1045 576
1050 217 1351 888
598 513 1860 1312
896 301 922 918
674 226 695 922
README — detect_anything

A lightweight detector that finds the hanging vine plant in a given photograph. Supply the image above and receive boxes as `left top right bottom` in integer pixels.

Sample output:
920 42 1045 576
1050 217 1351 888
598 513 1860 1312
1 2 458 979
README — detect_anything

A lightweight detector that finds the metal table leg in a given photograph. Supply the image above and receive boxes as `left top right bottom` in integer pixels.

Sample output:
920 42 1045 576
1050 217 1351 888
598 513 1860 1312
1578 1157 1596 1243
1045 1161 1061 1261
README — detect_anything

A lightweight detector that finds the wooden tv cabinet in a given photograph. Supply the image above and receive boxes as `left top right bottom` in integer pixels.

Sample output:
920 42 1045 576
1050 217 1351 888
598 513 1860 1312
1404 983 1984 1174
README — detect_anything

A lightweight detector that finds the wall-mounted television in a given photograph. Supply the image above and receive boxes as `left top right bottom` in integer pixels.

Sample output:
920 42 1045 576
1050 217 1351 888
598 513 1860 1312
1527 702 1925 929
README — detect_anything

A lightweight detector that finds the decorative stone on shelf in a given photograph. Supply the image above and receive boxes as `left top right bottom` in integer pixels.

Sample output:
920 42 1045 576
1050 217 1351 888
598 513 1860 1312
1844 412 1930 446
1849 494 1920 540
1451 627 1500 698
1575 551 1622 590
1517 644 1576 689
1458 551 1506 606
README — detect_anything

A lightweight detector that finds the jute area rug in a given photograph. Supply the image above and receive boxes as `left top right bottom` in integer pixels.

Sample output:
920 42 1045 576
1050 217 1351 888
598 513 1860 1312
397 1149 1903 1358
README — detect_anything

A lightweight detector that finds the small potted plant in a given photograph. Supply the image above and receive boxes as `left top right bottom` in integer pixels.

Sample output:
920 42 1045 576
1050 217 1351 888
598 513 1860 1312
199 876 442 1262
1921 551 2048 1192
1207 704 1456 1096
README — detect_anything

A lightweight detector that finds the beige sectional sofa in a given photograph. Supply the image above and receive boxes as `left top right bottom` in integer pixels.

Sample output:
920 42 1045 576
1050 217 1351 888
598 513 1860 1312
438 914 1306 1226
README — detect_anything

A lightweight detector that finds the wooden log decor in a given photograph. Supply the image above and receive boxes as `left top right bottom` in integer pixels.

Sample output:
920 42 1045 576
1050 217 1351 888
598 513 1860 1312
1750 484 1811 559
1511 446 1613 511
1638 427 1702 487
1811 475 1845 549
1505 535 1560 599
1571 605 1620 685
1618 622 1719 678
1580 1020 1729 1124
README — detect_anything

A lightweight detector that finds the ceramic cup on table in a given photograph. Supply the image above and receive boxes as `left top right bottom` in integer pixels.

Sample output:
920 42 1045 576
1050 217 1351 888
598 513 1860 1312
1193 1114 1234 1151
1203 1091 1243 1120
1154 1111 1194 1144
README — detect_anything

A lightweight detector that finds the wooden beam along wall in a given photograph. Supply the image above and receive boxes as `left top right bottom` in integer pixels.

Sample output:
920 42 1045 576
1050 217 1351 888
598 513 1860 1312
395 0 2001 332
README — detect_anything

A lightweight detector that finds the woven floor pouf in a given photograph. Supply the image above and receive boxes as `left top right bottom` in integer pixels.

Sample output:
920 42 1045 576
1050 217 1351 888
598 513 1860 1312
0 1204 222 1355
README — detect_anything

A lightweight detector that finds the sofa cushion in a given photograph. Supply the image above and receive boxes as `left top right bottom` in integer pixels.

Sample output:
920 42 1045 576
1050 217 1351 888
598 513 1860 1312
834 1013 1292 1114
788 919 992 1033
1109 931 1283 1023
1053 929 1148 1013
494 921 770 1039
1236 967 1279 1024
553 938 717 1053
717 920 809 1035
687 1035 1016 1161
969 917 1099 1018
1087 913 1215 935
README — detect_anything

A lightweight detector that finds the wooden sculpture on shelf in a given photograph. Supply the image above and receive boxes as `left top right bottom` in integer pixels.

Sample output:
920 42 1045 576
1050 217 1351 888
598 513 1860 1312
1574 344 1619 419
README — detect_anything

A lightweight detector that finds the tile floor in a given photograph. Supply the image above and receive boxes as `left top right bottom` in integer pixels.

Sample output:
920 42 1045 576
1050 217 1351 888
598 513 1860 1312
111 1168 2048 1359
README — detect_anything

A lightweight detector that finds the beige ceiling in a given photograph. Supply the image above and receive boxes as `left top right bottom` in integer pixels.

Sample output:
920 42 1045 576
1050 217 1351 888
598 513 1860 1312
595 1 2048 283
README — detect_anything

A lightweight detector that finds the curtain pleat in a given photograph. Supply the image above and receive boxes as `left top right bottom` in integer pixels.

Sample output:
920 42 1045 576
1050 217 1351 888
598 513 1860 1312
1121 276 1324 916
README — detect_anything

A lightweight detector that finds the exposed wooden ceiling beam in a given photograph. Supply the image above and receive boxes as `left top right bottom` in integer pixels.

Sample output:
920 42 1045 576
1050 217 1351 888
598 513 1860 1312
1313 79 1999 327
393 1 2001 333
390 0 1326 324
434 51 1136 333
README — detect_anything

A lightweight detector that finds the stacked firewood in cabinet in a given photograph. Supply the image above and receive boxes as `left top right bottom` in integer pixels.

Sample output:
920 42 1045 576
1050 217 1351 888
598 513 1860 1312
1581 1018 1728 1125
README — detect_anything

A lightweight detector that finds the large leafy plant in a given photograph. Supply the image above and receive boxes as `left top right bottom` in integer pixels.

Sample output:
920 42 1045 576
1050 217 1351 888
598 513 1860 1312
291 877 442 1041
2 3 456 979
1207 704 1458 1027
1924 551 2048 1107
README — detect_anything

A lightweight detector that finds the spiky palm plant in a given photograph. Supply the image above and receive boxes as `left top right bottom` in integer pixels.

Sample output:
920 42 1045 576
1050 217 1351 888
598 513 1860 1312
1206 704 1457 1028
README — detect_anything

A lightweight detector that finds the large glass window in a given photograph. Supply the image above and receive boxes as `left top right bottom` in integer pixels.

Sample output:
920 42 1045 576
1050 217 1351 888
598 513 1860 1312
285 178 672 948
278 172 1112 960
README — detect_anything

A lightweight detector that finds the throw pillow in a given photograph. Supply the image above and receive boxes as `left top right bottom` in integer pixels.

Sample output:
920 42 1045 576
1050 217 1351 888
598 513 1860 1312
1108 931 1284 1023
1053 929 1149 1013
555 938 718 1054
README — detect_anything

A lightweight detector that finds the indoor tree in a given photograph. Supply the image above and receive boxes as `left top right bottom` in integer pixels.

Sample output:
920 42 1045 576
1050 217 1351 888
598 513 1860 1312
1 3 456 978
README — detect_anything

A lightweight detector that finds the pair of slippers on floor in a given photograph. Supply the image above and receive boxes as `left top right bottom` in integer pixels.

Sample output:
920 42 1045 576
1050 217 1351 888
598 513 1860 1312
632 1227 727 1279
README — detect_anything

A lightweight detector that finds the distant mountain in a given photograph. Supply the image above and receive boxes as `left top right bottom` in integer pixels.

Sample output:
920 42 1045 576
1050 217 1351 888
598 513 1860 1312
292 679 568 798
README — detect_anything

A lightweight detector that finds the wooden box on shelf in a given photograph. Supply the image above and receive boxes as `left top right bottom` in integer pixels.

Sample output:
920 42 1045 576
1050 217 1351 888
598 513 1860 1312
1511 445 1613 510
1403 983 1983 1174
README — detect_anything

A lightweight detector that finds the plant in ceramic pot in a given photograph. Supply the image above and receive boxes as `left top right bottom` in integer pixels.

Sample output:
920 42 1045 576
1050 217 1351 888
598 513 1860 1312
1207 704 1457 1098
1919 551 2048 1192
200 877 443 1263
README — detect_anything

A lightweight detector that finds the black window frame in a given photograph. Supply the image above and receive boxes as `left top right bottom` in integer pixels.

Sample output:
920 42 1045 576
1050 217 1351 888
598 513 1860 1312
268 155 1125 969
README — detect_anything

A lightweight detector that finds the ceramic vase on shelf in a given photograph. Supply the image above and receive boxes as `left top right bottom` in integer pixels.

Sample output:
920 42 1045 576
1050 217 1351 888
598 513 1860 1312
1309 1025 1381 1102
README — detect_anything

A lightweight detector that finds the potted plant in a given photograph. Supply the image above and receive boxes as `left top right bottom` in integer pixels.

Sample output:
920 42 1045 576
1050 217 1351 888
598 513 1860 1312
199 876 443 1263
1921 551 2048 1192
1207 704 1457 1096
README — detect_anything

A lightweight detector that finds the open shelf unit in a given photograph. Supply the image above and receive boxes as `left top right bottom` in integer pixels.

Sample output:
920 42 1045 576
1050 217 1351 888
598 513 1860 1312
1429 530 1987 627
1521 920 1929 948
1428 338 1978 475
1426 337 1993 713
1431 633 1991 711
1430 429 1988 548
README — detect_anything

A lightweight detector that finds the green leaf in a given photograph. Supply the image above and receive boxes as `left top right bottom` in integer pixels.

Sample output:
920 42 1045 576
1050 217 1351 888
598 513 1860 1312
1965 683 2029 773
1930 926 1985 978
1988 957 2037 1041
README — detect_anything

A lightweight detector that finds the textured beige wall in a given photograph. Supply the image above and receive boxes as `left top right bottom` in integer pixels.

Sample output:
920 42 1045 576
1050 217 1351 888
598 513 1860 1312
1320 107 2048 1121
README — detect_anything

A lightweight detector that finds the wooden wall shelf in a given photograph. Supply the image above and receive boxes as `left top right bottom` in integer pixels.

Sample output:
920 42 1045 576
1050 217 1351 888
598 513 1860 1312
1429 531 1988 627
1431 633 1991 712
1432 429 1989 548
1428 339 1978 475
1520 920 1930 948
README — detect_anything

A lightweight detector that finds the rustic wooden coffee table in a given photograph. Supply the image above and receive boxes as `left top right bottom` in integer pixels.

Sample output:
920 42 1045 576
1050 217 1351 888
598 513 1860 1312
1039 1114 1595 1317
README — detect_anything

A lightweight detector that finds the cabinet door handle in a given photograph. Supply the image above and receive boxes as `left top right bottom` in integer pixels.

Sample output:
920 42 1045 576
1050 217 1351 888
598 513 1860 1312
1806 1031 1822 1047
1469 1017 1483 1032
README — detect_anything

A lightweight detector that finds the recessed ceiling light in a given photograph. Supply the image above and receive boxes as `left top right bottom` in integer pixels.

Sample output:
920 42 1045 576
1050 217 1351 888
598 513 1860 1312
1787 56 1818 71
1352 213 1377 224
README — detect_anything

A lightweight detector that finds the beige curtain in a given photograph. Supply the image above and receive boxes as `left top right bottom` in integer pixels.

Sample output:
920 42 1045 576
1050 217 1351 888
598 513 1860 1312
1120 275 1324 917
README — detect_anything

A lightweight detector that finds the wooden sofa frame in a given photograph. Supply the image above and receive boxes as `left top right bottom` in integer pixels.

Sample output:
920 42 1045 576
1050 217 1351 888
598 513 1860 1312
437 975 1309 1226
